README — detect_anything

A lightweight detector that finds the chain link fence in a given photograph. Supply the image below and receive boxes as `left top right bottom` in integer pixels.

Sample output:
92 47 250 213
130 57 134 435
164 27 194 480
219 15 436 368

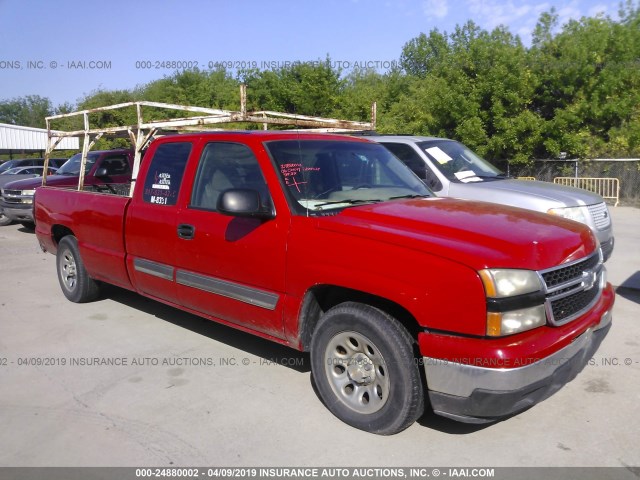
495 159 640 206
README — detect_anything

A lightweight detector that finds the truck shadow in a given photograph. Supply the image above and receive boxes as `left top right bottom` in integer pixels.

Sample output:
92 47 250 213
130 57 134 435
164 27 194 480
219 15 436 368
102 284 311 373
104 284 502 435
416 411 498 434
615 272 640 305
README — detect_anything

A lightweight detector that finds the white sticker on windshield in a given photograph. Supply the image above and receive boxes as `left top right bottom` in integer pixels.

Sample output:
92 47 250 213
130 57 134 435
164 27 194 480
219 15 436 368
426 147 452 164
454 170 482 183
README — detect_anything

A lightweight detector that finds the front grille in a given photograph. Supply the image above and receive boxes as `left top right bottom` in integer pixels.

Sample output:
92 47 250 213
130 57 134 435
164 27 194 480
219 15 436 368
541 253 600 289
588 202 611 230
549 285 600 322
540 250 603 325
2 189 25 204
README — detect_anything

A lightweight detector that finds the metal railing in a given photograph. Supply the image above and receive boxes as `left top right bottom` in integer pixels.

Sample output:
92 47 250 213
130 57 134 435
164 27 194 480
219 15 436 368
553 177 620 206
504 158 639 205
43 85 377 196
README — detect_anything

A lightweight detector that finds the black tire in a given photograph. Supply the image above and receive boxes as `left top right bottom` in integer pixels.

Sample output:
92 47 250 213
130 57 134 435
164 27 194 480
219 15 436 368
19 221 35 230
56 236 100 303
310 302 424 435
0 213 11 226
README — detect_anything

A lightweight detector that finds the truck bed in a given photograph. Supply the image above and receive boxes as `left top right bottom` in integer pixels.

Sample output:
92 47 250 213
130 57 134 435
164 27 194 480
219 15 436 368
35 187 134 290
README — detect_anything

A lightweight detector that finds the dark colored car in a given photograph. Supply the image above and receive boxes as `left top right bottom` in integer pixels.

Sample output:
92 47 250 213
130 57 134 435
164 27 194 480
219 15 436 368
0 166 58 226
0 158 67 174
0 150 132 228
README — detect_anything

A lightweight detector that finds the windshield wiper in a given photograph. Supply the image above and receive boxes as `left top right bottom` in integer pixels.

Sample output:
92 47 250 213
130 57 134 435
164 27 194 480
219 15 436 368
312 199 383 208
474 174 510 180
388 194 430 200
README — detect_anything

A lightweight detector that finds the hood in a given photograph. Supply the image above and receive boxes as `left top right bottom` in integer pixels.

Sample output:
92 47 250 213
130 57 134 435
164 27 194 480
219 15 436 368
448 178 604 210
1 175 79 190
317 198 596 271
0 174 41 189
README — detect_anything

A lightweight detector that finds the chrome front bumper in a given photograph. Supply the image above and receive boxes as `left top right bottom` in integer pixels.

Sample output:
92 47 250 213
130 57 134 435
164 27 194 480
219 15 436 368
423 310 613 423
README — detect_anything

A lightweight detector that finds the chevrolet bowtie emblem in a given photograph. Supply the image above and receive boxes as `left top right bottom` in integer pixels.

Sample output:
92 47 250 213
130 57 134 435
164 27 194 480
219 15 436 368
582 269 598 290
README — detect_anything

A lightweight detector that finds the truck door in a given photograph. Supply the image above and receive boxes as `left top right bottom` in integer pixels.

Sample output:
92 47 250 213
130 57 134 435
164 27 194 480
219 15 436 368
125 142 192 305
174 141 287 339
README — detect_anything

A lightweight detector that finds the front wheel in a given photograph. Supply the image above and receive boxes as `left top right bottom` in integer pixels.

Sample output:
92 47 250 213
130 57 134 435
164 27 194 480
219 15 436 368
56 236 100 303
0 213 11 226
310 302 425 435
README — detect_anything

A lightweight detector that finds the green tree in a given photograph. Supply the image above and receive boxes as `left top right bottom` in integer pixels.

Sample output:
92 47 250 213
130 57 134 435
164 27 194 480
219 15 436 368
243 59 343 117
400 30 450 77
336 68 409 129
140 68 240 110
0 95 53 128
530 4 640 157
395 22 542 163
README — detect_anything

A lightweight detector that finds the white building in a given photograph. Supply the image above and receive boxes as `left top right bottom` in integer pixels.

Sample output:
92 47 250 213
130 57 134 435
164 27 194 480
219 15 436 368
0 123 79 157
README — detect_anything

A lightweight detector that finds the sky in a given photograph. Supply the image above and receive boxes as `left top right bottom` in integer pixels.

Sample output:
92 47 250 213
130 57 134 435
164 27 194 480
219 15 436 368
0 0 624 108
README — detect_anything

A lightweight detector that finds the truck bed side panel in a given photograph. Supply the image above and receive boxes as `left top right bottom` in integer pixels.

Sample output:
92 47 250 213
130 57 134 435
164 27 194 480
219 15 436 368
35 187 133 290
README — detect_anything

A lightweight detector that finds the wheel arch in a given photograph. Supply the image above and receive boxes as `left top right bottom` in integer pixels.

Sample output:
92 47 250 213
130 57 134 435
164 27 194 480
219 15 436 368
51 224 75 246
297 284 422 352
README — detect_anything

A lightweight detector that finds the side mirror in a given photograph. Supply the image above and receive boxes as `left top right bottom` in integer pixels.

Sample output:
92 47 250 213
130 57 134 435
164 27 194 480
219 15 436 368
217 189 275 220
95 167 108 178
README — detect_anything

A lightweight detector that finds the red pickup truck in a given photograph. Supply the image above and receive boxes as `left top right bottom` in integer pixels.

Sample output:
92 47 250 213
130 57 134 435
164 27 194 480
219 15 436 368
34 132 614 434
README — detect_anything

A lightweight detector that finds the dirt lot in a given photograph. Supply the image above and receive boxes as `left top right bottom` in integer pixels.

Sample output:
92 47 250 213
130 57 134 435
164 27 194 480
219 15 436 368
0 208 638 469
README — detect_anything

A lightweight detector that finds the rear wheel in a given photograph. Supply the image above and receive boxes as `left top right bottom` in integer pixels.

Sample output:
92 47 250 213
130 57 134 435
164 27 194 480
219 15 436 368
56 236 100 303
310 302 424 435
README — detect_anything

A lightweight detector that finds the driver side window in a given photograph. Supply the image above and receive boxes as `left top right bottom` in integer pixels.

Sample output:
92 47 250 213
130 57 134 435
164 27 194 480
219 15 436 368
190 142 271 211
382 142 443 191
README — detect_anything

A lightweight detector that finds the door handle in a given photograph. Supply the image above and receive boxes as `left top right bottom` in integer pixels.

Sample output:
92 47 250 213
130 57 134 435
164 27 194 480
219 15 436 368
177 224 195 240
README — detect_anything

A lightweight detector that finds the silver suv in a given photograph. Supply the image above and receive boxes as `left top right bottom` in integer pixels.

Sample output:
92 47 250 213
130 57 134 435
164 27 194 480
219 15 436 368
372 135 614 261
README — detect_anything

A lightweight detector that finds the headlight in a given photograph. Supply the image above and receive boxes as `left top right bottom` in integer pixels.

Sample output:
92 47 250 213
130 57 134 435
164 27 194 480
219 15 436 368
21 190 36 196
487 306 547 337
479 269 546 336
547 205 590 226
479 269 542 297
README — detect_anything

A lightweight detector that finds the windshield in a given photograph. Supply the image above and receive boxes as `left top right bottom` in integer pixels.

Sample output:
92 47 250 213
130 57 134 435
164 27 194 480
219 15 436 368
4 167 36 175
55 153 99 175
418 140 504 183
266 140 431 212
0 161 19 173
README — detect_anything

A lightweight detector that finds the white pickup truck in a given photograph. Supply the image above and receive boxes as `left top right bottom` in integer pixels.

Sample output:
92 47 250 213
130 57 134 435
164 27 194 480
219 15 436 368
373 135 614 261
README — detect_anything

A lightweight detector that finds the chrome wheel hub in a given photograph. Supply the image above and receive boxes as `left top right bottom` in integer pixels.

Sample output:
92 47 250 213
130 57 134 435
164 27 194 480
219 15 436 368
347 352 376 384
61 251 77 291
324 331 390 414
